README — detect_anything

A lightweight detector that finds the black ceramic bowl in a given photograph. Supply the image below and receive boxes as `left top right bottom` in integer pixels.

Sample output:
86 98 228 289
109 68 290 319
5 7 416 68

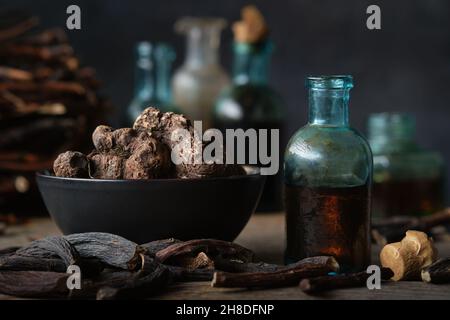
36 168 265 243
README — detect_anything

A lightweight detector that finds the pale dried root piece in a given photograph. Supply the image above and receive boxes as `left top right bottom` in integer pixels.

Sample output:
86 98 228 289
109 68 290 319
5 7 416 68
233 5 268 44
172 252 215 271
421 258 450 284
53 151 89 178
380 230 438 281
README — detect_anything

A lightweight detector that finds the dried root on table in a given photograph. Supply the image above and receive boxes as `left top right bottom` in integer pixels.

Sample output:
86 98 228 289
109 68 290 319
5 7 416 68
421 258 450 284
299 268 394 294
0 233 342 299
380 230 438 281
371 208 450 245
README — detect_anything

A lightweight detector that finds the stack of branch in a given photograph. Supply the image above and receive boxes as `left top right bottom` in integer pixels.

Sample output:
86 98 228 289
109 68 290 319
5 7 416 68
0 11 110 215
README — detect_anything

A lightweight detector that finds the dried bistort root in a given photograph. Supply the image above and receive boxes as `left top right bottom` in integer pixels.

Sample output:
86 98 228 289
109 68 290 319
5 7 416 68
92 125 114 152
0 271 69 298
141 238 183 257
54 106 246 180
65 232 144 270
211 256 339 288
371 208 450 245
380 230 438 281
53 151 89 178
134 107 245 179
89 152 125 179
15 235 80 267
155 239 255 266
0 252 66 272
133 107 192 148
67 261 172 300
123 138 171 179
299 267 394 294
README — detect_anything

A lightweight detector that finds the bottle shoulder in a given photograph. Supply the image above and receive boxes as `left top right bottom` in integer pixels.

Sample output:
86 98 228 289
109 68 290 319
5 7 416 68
284 124 372 187
286 125 372 154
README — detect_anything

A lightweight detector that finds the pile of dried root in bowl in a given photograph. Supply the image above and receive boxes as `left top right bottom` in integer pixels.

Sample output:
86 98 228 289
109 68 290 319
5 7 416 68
53 107 245 180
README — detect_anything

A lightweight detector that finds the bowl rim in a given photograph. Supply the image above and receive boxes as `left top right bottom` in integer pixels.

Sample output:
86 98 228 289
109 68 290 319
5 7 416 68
36 166 263 183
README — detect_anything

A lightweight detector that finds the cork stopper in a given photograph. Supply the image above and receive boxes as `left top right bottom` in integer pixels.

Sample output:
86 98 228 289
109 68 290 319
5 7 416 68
232 5 268 44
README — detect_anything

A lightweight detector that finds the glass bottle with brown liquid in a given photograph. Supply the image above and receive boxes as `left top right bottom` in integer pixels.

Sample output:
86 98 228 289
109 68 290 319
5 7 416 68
368 113 445 218
284 76 372 272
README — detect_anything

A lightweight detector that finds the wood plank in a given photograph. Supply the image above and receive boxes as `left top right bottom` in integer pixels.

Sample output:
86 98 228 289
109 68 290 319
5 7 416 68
154 280 450 300
1 213 450 300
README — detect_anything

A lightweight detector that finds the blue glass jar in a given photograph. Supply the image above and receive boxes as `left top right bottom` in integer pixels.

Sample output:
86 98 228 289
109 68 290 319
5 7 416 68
127 42 178 125
368 113 445 218
284 75 372 271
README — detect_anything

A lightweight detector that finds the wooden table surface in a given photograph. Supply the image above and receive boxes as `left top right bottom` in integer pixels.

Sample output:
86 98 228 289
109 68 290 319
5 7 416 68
1 213 449 300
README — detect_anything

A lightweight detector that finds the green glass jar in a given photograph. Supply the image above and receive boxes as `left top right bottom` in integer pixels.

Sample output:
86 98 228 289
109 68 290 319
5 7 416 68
214 40 285 211
284 75 372 271
368 113 445 218
127 42 178 125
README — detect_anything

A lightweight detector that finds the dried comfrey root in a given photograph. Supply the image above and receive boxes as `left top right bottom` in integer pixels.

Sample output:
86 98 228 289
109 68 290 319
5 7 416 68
53 106 245 179
89 152 125 179
53 151 89 178
123 139 171 179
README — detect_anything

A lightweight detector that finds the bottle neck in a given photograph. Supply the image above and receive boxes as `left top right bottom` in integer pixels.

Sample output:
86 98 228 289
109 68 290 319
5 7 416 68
232 42 272 85
134 55 154 99
185 27 220 68
155 46 175 104
308 88 349 126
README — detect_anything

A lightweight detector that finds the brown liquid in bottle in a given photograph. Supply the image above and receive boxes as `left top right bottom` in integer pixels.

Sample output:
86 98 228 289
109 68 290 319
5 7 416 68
285 184 371 271
373 177 444 217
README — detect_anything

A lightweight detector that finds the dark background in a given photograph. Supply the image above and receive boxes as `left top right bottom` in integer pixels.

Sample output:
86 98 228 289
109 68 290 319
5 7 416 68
2 0 450 200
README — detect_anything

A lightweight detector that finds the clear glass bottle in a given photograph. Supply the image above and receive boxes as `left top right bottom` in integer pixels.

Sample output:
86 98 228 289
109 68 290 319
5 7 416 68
214 40 285 211
284 75 372 272
172 17 230 128
368 113 445 218
127 42 178 125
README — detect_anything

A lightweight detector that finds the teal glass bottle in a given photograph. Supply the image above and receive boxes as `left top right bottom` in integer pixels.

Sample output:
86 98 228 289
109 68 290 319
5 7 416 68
284 76 372 271
154 43 179 113
127 42 178 125
368 113 445 218
214 40 285 211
